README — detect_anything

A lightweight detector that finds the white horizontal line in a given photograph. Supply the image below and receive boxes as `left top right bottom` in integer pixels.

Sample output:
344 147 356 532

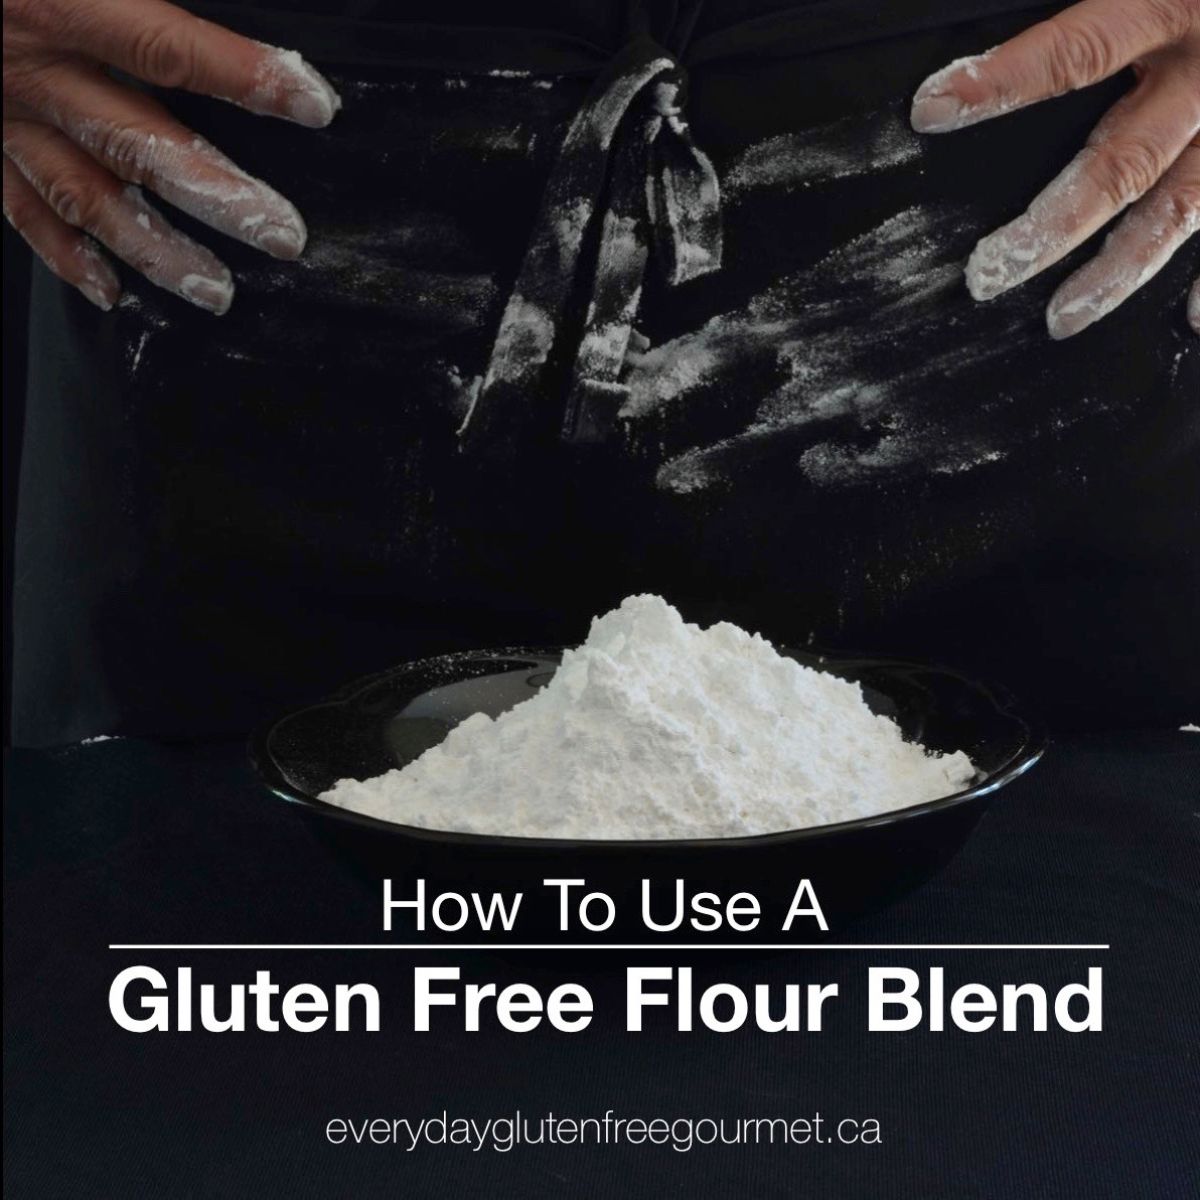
108 943 1110 952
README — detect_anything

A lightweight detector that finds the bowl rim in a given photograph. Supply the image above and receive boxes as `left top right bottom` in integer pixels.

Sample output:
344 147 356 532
249 646 1046 852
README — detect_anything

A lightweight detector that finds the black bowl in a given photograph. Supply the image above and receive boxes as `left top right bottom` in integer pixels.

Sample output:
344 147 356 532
250 648 1043 940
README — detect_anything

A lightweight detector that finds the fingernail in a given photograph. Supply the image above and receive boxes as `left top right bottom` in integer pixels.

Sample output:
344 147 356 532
911 52 993 133
258 46 343 128
910 94 967 133
286 79 341 129
180 270 234 315
73 242 120 310
78 280 116 311
1045 292 1091 340
252 220 307 259
965 233 1010 301
1188 281 1200 335
1046 259 1124 340
964 225 1039 301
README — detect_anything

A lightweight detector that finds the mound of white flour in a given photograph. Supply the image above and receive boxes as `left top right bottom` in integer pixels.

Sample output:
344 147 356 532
321 595 976 839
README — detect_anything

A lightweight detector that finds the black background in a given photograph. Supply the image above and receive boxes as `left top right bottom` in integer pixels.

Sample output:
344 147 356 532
5 733 1199 1198
3 227 31 743
5 2 1199 1194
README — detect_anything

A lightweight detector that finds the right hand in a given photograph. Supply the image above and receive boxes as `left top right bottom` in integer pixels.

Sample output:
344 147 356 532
2 0 341 313
910 0 1200 338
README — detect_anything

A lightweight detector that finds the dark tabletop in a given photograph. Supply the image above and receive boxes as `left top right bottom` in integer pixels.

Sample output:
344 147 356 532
4 732 1199 1199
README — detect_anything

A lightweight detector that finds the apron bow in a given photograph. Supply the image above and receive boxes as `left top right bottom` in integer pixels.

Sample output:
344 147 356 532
458 36 723 452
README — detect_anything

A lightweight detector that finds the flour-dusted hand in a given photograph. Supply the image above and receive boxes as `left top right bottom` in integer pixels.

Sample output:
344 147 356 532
2 0 341 313
910 0 1200 338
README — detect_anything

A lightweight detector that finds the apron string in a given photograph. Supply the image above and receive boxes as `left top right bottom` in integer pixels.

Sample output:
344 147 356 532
458 22 722 454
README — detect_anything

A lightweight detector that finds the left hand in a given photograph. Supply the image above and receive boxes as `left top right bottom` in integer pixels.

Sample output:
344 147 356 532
910 0 1200 338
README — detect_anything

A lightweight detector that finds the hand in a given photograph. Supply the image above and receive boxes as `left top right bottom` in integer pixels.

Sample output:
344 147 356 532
2 0 341 314
910 0 1200 338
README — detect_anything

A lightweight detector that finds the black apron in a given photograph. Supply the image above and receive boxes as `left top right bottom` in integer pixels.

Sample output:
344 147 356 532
12 0 1199 745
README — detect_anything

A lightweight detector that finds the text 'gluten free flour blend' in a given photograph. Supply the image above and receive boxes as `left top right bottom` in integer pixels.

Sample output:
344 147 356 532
321 595 976 839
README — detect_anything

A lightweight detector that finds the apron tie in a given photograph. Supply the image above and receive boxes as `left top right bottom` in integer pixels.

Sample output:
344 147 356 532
458 34 723 453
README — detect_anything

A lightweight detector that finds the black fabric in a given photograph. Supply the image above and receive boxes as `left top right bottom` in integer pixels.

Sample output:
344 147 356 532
197 1 1068 59
11 1 1199 746
5 733 1199 1196
458 33 725 452
184 1 1071 67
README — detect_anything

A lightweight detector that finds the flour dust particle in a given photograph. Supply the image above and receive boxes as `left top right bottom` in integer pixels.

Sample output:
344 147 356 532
321 596 977 839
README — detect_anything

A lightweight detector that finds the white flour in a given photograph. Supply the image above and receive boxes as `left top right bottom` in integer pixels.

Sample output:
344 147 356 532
321 595 976 839
909 49 1015 134
725 108 922 197
623 205 1038 495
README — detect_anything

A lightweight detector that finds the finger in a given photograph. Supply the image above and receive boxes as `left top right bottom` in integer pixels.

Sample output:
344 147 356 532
4 118 233 313
3 156 120 309
1189 275 1200 333
965 69 1200 300
911 0 1193 132
1047 142 1200 337
27 61 306 257
36 0 340 127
